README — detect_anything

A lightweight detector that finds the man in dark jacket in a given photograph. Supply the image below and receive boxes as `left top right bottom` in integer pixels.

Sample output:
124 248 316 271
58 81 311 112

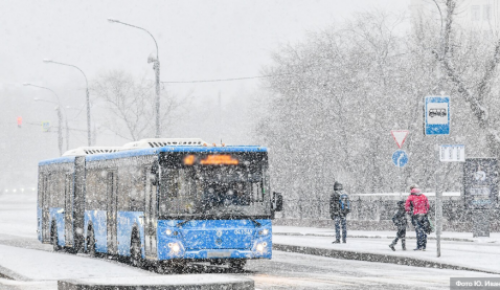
330 182 350 243
389 200 407 251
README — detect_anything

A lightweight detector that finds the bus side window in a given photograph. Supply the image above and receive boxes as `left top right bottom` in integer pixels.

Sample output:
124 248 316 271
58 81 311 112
252 182 262 203
159 167 179 216
49 171 64 208
129 165 145 212
95 169 108 211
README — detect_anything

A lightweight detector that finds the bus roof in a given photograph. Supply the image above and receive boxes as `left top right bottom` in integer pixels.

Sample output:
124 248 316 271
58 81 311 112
39 155 76 166
85 145 268 162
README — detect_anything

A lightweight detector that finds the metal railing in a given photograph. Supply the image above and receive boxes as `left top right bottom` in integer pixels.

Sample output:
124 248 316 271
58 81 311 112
280 198 500 224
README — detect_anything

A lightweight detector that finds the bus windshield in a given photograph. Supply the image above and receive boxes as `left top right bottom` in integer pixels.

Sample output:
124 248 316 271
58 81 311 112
158 153 271 219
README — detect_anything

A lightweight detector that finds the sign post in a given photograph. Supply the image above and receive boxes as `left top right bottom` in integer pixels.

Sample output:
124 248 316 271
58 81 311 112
391 130 409 198
425 95 450 258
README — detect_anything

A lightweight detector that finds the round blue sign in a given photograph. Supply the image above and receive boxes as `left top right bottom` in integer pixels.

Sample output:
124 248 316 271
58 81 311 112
392 150 408 167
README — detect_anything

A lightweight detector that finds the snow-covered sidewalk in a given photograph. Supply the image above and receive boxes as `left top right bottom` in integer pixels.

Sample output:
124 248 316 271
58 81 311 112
273 226 500 274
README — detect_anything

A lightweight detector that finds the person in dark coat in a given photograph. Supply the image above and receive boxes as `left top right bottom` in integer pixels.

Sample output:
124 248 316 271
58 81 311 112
389 200 407 251
330 182 350 243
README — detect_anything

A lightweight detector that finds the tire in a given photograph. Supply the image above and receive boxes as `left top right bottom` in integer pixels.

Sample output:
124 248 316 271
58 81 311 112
229 259 246 270
51 222 61 251
87 228 96 258
130 231 143 267
209 259 224 266
171 260 187 273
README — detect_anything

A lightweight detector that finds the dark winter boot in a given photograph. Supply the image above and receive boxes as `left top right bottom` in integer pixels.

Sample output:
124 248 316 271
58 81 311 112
402 240 406 251
389 244 396 251
332 240 341 244
342 238 346 244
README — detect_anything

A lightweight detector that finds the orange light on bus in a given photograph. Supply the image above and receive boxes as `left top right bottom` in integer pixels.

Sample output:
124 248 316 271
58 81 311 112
184 155 196 165
200 155 239 165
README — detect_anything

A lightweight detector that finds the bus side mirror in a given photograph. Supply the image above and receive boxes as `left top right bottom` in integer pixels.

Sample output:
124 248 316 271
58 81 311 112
273 192 283 212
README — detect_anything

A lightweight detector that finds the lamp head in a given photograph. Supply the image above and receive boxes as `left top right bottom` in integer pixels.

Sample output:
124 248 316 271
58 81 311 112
107 18 118 23
147 55 157 63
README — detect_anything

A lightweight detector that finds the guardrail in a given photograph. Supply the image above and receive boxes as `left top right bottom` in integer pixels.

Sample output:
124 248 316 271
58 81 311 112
280 197 500 224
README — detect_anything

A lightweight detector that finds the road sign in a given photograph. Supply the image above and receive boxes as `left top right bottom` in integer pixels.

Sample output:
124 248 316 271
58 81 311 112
425 96 450 135
439 145 465 162
42 121 50 132
392 150 408 167
391 130 409 148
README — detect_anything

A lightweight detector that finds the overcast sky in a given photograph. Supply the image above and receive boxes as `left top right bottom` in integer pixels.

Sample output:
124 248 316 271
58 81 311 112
0 0 410 100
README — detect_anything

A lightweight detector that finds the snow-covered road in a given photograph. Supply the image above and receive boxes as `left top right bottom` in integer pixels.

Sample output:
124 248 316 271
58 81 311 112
1 192 498 290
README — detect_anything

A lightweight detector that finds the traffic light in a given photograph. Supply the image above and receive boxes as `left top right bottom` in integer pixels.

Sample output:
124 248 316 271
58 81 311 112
17 116 22 128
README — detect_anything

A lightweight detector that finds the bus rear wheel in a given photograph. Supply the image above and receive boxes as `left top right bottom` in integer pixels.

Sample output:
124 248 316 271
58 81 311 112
229 259 246 270
130 232 143 267
87 229 96 258
51 222 60 252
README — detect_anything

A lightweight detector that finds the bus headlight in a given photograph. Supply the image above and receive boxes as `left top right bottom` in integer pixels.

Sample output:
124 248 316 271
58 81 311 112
168 242 180 253
256 242 268 252
259 229 269 236
166 229 172 235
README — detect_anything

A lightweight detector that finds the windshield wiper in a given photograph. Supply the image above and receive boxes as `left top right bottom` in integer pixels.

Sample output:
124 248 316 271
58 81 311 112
248 218 261 227
176 219 193 228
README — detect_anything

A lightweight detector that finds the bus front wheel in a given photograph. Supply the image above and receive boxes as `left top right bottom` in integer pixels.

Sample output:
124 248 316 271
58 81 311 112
51 222 61 252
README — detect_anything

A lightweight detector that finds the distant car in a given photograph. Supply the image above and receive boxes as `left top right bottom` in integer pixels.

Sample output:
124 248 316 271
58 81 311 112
429 108 447 118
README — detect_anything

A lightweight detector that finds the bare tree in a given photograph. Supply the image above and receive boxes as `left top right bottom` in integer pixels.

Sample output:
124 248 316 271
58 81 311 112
431 0 500 154
256 9 495 219
92 70 181 141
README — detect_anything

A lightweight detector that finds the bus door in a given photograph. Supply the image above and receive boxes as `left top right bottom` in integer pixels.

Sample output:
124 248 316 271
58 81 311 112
144 166 158 259
107 172 118 255
64 173 73 247
42 174 50 243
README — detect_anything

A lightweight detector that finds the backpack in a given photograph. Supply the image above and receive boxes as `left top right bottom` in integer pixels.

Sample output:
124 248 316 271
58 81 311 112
339 194 350 214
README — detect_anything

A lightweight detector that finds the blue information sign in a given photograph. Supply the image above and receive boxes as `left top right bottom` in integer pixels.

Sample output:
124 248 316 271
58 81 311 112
425 96 450 135
392 150 408 167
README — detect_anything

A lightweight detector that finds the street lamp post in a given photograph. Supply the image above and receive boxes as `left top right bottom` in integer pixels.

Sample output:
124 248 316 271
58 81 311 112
107 18 161 138
24 83 64 155
43 59 92 146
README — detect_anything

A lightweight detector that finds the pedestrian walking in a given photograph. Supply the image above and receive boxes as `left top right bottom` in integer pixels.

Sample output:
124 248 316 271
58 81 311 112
330 182 350 244
389 200 407 251
405 186 430 251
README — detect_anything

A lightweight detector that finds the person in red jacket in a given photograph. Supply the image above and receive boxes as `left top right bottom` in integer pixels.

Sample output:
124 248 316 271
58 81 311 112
405 186 430 251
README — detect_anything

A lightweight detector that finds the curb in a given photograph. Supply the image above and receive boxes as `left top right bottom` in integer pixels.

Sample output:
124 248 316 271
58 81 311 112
58 276 255 290
273 232 474 242
273 244 500 275
0 265 31 281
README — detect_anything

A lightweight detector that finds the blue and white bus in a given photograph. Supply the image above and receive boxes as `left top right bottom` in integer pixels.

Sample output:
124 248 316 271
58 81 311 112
37 138 282 270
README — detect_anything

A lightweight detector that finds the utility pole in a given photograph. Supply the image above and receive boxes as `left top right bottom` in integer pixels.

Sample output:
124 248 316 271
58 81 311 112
43 59 91 146
107 18 161 138
23 83 64 156
66 118 69 151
